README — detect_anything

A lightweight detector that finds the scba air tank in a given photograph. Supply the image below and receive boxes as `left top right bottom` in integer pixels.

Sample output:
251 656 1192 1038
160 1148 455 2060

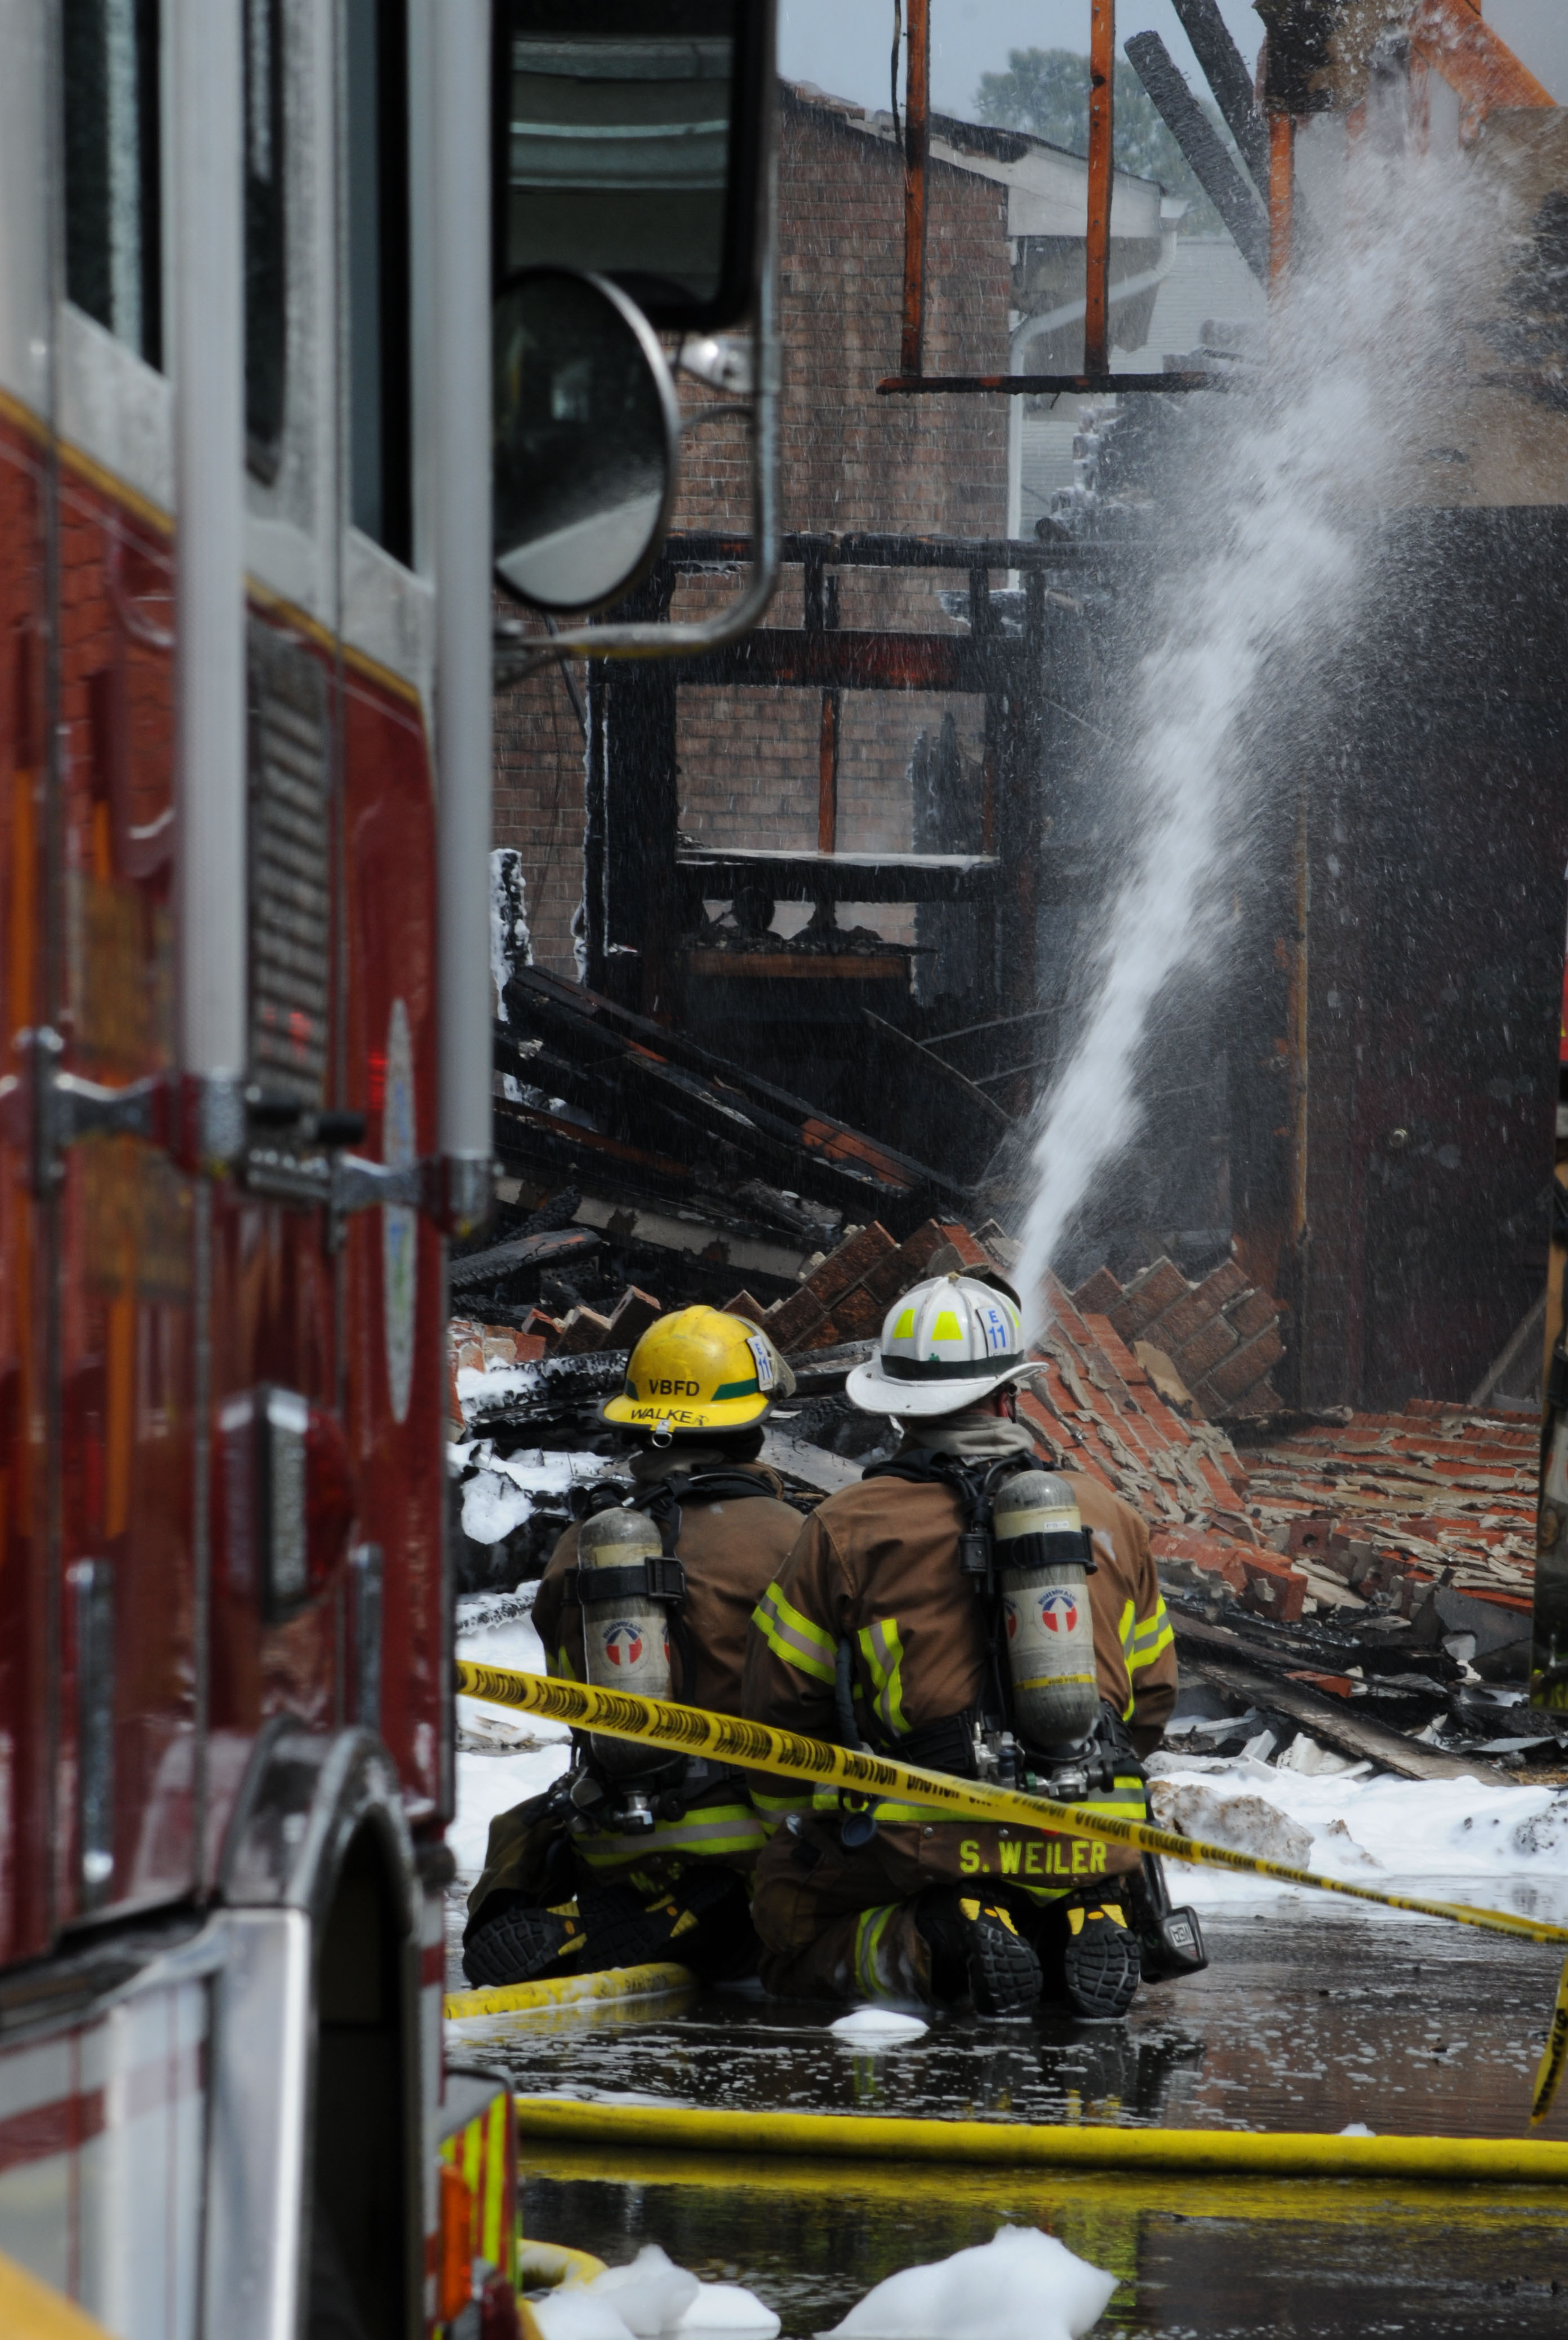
576 1505 674 1777
992 1470 1099 1749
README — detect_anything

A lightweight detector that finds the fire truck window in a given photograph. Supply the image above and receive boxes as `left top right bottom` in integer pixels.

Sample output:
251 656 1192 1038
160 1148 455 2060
346 0 413 566
498 0 742 327
63 0 163 367
245 0 286 479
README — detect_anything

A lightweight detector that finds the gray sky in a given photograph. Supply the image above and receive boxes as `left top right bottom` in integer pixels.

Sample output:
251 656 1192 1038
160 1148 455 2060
777 0 1567 122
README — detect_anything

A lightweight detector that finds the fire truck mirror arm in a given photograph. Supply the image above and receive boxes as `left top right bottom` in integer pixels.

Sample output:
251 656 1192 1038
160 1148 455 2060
492 139 780 679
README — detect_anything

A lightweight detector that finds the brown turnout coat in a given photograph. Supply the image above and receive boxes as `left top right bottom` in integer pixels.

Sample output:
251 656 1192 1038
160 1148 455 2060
741 1467 1177 2000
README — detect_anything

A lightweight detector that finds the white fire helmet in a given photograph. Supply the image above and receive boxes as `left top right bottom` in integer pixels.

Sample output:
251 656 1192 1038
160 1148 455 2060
845 1273 1033 1418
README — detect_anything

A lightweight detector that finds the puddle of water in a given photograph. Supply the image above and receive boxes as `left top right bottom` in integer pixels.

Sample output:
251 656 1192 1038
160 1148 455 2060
518 2159 1568 2339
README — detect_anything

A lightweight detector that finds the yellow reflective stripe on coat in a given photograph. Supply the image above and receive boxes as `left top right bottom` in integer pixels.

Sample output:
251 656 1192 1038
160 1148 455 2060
854 1904 898 1998
574 1801 767 1869
1127 1597 1174 1673
806 1769 1149 1845
753 1581 837 1685
857 1617 909 1736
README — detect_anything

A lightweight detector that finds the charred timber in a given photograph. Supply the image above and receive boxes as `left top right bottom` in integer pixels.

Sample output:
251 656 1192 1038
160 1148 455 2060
1124 32 1268 282
1169 0 1271 191
500 970 970 1230
660 532 1143 571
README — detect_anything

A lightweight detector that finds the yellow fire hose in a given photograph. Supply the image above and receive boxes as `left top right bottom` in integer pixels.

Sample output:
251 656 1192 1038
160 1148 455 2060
445 1962 695 2021
454 1662 1568 2123
509 2097 1568 2186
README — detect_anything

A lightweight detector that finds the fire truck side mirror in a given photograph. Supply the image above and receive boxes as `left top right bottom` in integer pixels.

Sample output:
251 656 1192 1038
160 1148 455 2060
492 265 680 613
493 0 775 333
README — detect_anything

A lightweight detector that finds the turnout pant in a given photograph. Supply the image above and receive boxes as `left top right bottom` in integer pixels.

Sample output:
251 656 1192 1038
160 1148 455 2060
751 1812 1139 2003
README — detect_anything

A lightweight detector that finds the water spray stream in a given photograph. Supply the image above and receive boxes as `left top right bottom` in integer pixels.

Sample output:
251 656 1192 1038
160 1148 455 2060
1017 136 1485 1333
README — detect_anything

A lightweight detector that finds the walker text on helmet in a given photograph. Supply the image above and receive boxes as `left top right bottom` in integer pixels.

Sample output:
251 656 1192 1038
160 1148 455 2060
604 1305 792 1437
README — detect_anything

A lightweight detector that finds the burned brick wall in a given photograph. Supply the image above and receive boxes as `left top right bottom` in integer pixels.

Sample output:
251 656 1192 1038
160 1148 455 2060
492 84 1012 978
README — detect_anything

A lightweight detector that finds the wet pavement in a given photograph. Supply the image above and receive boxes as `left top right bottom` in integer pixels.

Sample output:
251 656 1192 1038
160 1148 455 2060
518 2156 1568 2339
447 1899 1568 2337
456 1898 1567 2141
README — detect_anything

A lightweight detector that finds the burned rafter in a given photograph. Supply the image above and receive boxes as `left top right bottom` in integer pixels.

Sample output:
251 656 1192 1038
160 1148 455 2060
499 966 972 1236
1125 33 1269 283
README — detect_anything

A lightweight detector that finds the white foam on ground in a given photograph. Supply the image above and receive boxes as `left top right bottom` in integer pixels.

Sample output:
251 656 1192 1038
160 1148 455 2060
821 2226 1114 2340
530 2248 781 2340
1152 1755 1568 1922
451 1599 572 1883
829 2008 929 2046
590 2246 700 2336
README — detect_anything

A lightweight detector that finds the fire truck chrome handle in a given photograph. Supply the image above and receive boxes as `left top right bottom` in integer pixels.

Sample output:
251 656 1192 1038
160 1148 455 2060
11 1029 164 1196
331 1150 496 1233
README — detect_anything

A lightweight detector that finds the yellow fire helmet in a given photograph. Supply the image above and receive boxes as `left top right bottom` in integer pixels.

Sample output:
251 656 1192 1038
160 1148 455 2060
846 1272 1032 1417
602 1305 796 1435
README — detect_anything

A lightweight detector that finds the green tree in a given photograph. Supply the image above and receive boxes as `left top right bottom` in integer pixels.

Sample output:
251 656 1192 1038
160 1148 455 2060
975 47 1234 236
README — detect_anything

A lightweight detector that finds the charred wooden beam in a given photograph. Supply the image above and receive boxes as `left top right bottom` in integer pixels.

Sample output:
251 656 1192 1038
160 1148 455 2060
1169 0 1270 192
674 848 998 904
1124 33 1268 282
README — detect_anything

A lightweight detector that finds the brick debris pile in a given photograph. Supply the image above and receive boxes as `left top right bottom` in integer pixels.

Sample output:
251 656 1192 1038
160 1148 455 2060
1068 1253 1286 1422
450 1215 1535 1643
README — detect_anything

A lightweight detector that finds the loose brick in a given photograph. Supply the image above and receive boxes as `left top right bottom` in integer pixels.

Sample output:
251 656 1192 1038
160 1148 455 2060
1193 1257 1249 1310
1169 1311 1240 1386
605 1286 663 1349
1070 1266 1124 1317
1285 1513 1341 1560
806 1222 897 1307
1142 1280 1224 1355
765 1286 832 1351
1112 1258 1189 1335
720 1289 769 1326
1238 1554 1307 1624
554 1307 614 1356
1223 1286 1279 1342
1203 1324 1285 1404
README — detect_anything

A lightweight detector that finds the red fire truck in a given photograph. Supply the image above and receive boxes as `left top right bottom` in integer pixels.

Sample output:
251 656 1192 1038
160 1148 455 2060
0 2 773 2334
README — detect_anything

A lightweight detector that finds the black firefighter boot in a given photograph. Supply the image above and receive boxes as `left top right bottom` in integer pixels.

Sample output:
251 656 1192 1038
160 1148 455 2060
1030 1889 1144 2020
914 1887 1042 2016
463 1868 757 1990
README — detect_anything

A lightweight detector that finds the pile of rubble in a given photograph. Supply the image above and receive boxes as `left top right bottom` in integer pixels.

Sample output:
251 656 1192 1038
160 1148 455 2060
1069 1253 1286 1421
449 1211 1562 1778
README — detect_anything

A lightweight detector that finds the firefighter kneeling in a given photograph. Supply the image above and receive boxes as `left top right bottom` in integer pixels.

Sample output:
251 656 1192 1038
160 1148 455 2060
463 1307 803 1989
743 1271 1206 2019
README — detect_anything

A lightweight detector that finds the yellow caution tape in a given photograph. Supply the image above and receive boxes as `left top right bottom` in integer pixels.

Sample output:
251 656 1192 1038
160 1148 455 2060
455 1663 1568 2122
445 1960 695 2022
509 2095 1568 2185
